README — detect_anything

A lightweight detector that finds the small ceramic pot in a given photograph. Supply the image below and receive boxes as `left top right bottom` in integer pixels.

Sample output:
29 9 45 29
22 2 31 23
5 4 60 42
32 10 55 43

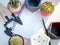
7 1 22 14
25 0 41 12
48 22 60 39
40 2 54 16
9 34 24 45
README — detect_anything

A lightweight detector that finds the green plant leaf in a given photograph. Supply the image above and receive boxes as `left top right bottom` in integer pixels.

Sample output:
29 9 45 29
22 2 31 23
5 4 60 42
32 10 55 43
9 0 19 8
13 38 19 45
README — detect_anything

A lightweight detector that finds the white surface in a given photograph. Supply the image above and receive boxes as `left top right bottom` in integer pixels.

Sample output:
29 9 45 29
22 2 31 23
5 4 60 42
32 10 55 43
0 0 60 45
0 0 45 39
13 7 44 39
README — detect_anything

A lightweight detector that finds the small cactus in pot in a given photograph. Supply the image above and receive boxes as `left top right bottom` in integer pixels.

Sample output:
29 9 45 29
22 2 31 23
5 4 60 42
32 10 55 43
40 2 54 16
9 34 24 45
8 0 22 14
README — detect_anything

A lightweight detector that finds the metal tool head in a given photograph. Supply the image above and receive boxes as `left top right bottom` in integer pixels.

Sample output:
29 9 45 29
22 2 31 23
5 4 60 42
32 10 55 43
4 27 13 37
11 13 23 25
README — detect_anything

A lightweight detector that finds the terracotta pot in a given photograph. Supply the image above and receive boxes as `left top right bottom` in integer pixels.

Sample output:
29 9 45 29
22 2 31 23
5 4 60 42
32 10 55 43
9 34 24 45
40 2 54 16
7 1 22 14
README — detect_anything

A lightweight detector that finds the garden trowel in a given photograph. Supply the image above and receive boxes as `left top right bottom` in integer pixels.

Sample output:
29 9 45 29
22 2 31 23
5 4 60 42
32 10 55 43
0 3 23 25
0 3 23 36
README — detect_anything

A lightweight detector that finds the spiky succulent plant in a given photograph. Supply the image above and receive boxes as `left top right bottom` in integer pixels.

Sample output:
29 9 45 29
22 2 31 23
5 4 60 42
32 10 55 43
9 0 19 8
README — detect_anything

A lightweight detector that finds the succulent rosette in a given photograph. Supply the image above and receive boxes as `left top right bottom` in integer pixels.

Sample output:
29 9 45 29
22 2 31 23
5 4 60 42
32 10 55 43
40 2 54 16
9 35 24 45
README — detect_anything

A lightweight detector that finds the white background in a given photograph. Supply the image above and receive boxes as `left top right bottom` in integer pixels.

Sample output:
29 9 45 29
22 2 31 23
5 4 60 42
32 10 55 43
0 0 60 45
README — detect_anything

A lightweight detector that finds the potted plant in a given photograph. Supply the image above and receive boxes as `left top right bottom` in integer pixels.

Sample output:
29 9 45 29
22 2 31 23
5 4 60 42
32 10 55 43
7 0 22 14
25 0 41 12
9 34 24 45
48 22 60 39
40 2 54 16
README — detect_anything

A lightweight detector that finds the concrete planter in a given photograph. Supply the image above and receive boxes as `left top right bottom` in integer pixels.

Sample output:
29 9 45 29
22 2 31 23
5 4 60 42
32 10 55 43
25 0 41 12
48 22 60 39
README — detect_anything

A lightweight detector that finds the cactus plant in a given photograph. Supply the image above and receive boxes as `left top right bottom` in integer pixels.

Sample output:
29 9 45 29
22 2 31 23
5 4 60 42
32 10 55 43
9 0 19 8
8 0 22 14
13 38 19 45
9 35 24 45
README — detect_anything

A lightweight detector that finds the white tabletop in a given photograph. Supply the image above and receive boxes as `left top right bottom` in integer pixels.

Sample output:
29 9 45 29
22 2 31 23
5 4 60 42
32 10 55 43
0 0 45 39
0 0 60 45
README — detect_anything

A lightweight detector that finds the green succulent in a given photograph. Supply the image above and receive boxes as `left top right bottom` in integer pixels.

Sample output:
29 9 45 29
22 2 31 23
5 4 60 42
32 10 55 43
41 2 54 14
9 0 19 8
13 38 19 45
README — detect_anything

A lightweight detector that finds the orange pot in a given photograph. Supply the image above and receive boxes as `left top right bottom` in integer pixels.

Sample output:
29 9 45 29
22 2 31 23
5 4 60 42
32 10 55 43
40 2 54 16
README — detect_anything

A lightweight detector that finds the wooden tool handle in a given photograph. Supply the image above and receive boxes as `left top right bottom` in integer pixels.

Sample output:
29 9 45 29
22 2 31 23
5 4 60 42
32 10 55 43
0 3 11 15
0 10 6 24
0 3 12 19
